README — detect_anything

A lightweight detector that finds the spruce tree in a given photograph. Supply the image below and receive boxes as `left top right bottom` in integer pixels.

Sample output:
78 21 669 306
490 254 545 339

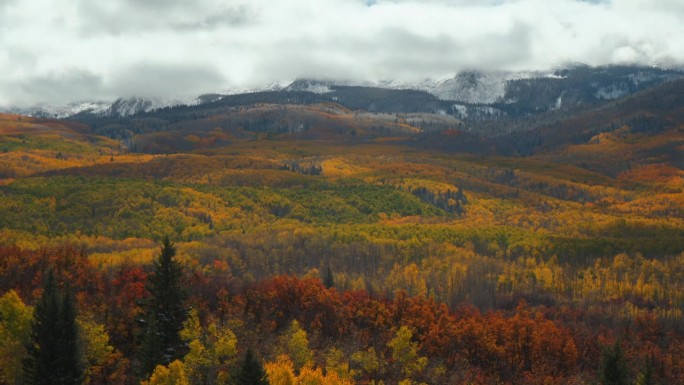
22 271 83 385
599 341 630 385
139 312 163 378
323 266 335 289
140 237 188 376
235 349 269 385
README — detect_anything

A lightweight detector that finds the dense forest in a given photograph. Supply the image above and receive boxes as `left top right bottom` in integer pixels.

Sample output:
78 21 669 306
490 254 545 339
0 76 683 385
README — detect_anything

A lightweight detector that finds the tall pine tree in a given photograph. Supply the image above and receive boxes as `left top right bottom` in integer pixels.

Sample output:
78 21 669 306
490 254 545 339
22 271 83 385
235 349 269 385
323 266 335 289
599 341 630 385
139 237 188 377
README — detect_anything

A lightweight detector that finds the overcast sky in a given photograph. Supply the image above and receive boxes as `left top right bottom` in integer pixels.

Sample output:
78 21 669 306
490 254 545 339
1 0 683 107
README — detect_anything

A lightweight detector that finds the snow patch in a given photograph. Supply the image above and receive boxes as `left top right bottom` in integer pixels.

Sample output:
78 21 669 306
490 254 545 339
629 72 658 86
473 106 502 116
303 83 332 94
452 104 468 118
595 84 629 100
384 71 548 104
553 95 562 110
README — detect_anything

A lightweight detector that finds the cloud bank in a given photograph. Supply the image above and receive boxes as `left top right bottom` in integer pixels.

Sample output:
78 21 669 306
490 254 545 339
1 0 683 107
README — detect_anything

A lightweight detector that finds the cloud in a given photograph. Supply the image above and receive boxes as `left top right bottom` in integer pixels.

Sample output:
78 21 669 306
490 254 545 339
73 1 258 36
109 63 225 99
3 69 105 107
1 0 683 107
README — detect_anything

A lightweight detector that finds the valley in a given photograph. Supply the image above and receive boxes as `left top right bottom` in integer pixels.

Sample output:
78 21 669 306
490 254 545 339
0 66 683 385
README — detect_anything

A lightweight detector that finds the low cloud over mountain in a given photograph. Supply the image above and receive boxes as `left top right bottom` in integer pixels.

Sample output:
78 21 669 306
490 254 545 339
2 0 684 107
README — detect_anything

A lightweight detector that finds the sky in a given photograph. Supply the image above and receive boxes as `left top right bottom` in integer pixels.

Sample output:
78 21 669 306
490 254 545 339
1 0 683 107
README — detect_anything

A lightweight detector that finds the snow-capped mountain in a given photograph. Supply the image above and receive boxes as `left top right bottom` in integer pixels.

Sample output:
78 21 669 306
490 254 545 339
429 71 538 103
4 65 683 121
284 71 546 104
284 66 683 110
220 80 292 96
104 96 198 117
381 71 543 104
284 79 334 94
4 95 216 119
6 101 112 119
284 78 378 94
17 82 293 119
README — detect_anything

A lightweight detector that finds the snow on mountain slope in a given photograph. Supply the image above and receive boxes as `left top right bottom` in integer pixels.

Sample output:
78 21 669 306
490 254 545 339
5 101 112 119
4 66 682 120
284 78 375 93
3 95 212 119
427 72 512 103
284 79 333 94
286 72 546 104
377 71 545 104
3 81 296 119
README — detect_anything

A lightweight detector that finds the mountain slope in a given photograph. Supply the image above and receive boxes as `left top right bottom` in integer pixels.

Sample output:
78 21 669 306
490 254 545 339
0 113 121 178
499 78 684 178
286 65 684 117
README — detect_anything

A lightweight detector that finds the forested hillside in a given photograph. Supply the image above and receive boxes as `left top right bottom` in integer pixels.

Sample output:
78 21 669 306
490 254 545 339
0 77 682 385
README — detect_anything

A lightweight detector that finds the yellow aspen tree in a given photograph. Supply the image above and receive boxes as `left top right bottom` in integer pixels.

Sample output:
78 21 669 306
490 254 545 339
0 290 33 385
141 360 189 385
387 326 428 378
265 355 296 385
283 320 314 371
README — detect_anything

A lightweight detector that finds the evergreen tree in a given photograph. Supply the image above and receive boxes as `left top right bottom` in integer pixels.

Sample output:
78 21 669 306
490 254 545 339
139 312 163 378
456 186 468 204
22 271 83 385
599 341 630 385
323 266 335 289
235 349 269 385
455 200 465 216
139 237 188 376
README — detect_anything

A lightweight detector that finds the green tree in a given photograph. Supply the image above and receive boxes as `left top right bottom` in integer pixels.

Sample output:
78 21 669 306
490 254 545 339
140 237 188 376
599 341 630 385
235 349 269 385
22 271 83 385
140 313 164 378
323 266 334 289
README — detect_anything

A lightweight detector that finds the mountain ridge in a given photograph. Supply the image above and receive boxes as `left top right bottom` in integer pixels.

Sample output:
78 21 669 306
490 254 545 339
3 65 683 122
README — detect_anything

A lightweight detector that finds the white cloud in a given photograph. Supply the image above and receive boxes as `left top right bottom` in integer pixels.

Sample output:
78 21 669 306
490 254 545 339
1 0 683 107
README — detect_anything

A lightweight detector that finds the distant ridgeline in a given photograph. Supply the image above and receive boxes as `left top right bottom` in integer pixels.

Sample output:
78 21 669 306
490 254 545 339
58 65 678 128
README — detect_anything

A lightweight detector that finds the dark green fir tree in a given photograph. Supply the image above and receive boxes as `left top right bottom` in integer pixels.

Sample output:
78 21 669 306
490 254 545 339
235 349 269 385
139 237 188 376
599 341 630 385
22 271 83 385
323 266 335 289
